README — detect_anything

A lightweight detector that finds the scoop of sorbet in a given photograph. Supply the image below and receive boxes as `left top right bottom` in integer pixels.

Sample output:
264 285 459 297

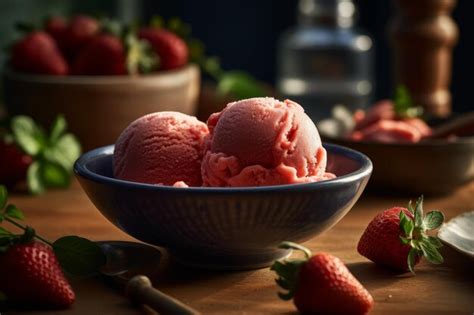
113 112 209 186
201 97 334 187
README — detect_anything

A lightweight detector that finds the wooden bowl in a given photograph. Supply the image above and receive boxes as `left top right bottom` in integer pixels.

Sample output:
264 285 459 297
3 64 200 150
322 135 474 195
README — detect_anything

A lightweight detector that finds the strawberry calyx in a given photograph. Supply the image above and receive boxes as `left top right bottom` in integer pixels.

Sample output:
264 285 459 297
124 30 158 75
398 196 445 273
271 242 312 301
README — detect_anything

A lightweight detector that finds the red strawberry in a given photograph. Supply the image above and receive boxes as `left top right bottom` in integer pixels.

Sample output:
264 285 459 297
61 15 100 60
0 140 32 188
45 16 67 43
272 242 373 315
138 28 188 70
72 34 126 75
358 196 445 272
11 31 69 75
0 241 75 309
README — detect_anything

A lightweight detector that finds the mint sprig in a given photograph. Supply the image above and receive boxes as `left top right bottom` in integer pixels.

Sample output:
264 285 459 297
393 86 424 119
399 196 445 273
10 115 81 194
0 185 106 277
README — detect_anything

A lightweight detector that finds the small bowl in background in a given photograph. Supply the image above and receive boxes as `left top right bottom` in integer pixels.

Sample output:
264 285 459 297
3 64 200 150
74 143 372 270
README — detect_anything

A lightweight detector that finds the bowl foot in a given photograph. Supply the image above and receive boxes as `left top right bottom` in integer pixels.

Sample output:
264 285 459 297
169 248 291 271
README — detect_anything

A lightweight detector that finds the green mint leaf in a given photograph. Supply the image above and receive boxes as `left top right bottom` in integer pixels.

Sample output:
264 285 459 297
0 185 7 209
44 133 81 172
49 115 67 144
53 236 107 277
414 196 424 227
407 248 418 274
27 161 45 195
40 161 70 188
399 211 414 237
419 241 444 265
393 85 423 118
217 71 267 100
425 235 443 249
11 115 45 156
5 204 24 220
423 211 445 230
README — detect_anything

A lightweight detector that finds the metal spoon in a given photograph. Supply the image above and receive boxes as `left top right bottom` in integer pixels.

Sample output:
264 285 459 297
98 241 200 315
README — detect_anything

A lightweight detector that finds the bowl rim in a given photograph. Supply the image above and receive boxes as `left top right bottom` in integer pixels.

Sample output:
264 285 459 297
3 64 198 85
74 143 373 192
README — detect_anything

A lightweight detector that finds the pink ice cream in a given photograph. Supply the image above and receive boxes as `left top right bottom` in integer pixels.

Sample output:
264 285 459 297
201 97 334 187
113 112 209 186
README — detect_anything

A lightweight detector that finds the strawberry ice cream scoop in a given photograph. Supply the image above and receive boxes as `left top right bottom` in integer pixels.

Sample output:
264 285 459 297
201 97 334 187
113 112 209 186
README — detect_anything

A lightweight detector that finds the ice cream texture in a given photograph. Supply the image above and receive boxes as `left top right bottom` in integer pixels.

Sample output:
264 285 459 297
201 97 334 187
113 112 209 187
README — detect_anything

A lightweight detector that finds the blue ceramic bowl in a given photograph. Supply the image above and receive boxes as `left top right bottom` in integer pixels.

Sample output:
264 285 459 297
74 143 372 270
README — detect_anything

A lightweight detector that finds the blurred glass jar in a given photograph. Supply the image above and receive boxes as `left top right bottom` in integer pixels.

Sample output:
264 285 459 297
277 0 374 121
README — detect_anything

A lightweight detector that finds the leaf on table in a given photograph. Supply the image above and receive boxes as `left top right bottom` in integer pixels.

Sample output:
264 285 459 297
27 161 45 195
49 115 67 144
5 204 24 220
53 236 107 277
11 116 45 156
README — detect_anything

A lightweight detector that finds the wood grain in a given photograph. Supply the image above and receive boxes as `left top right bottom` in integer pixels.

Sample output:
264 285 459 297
3 180 474 315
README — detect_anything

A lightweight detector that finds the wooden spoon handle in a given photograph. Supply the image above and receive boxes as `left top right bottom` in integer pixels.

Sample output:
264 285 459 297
126 275 201 315
429 112 474 139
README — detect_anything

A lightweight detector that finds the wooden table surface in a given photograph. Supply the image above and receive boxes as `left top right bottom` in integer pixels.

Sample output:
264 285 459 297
3 181 474 315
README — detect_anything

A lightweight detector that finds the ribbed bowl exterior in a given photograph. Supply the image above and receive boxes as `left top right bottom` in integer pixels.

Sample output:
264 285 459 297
75 144 372 269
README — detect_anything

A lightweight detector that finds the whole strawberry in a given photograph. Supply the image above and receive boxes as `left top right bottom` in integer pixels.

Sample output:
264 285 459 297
44 16 67 43
72 34 127 75
139 28 188 70
0 241 75 308
60 15 100 60
0 140 32 188
11 31 69 75
357 196 444 272
272 242 373 315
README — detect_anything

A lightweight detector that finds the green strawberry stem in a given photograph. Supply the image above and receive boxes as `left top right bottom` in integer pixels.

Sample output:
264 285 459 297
399 195 445 273
3 216 53 247
271 242 313 301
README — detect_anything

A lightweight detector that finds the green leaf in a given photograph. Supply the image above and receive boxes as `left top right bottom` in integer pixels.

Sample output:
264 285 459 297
40 161 70 188
11 115 45 156
419 241 444 265
407 248 418 274
5 204 24 220
217 71 267 99
399 235 410 245
53 236 107 277
407 200 415 214
0 185 7 210
425 235 443 249
43 133 81 171
414 196 424 227
27 161 45 195
424 211 445 230
49 115 67 144
393 85 423 118
399 211 414 237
